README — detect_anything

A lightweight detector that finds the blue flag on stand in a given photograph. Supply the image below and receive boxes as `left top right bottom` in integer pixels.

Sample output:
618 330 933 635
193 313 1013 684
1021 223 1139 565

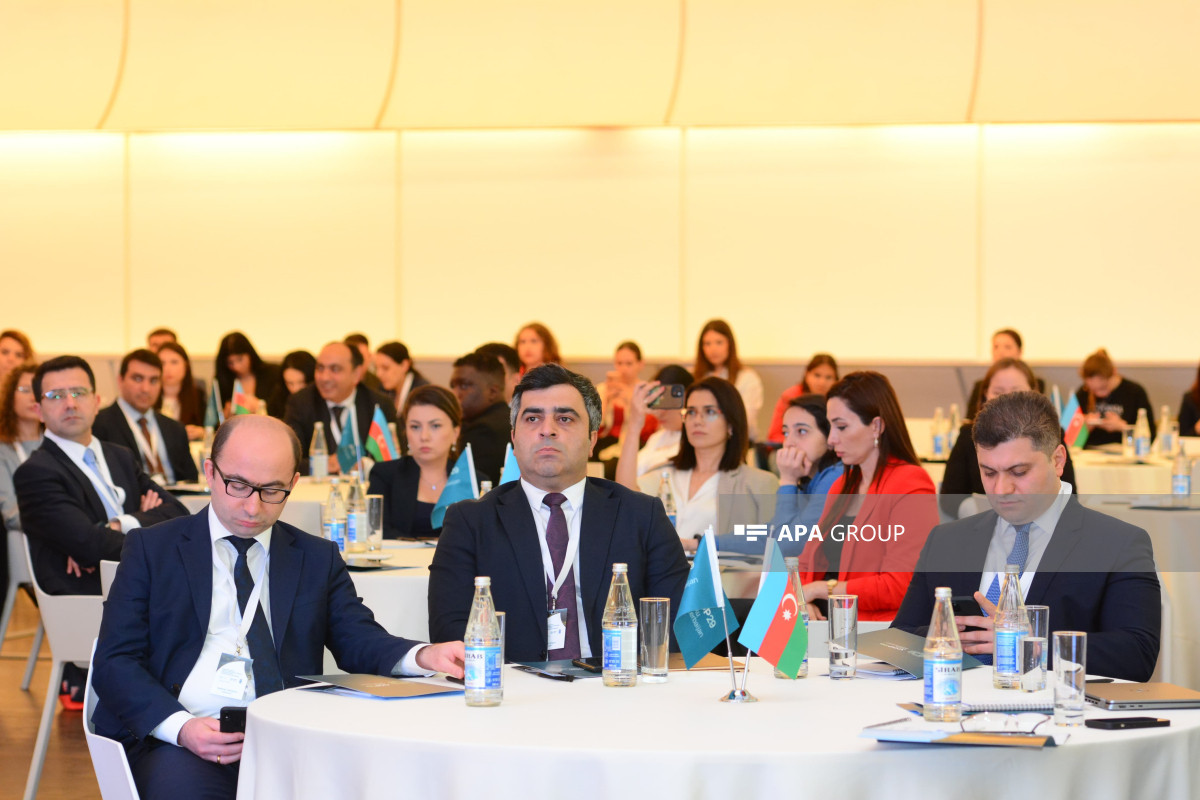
672 530 739 669
336 413 360 474
432 443 479 528
499 443 520 485
204 381 224 428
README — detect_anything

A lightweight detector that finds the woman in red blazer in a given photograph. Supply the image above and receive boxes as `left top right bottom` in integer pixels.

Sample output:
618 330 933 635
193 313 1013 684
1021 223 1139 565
797 371 938 622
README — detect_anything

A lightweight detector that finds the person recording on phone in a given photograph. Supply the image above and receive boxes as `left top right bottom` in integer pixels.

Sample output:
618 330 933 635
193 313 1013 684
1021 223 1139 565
93 415 464 800
892 391 1160 682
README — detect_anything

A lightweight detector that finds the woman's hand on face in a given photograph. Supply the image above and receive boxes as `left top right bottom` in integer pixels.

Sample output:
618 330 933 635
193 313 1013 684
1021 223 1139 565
776 446 812 485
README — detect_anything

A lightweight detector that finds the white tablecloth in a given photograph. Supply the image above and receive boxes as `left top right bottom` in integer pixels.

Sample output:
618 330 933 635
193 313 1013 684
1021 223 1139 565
238 658 1200 800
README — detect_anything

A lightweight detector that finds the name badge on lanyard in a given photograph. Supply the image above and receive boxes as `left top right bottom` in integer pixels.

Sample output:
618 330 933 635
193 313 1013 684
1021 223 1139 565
209 543 269 701
544 507 579 652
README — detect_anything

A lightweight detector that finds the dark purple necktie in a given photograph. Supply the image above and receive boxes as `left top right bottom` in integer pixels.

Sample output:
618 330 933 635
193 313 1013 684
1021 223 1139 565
544 492 581 659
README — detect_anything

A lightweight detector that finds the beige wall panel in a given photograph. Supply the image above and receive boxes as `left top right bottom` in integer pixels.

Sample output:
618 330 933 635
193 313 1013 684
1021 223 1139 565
671 0 977 126
0 0 124 129
981 124 1200 363
0 133 126 354
127 133 398 357
398 129 681 359
384 0 680 129
975 0 1200 122
105 0 395 130
684 126 979 362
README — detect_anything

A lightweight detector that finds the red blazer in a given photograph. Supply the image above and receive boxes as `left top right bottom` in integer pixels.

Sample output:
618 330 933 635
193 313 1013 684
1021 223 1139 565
797 457 938 620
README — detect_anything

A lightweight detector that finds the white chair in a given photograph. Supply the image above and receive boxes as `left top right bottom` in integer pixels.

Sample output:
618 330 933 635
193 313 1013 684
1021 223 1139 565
20 535 104 800
84 640 140 800
100 560 120 599
1 529 44 691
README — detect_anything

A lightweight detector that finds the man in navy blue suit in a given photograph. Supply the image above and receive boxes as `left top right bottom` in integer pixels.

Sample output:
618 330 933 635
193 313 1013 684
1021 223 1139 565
430 364 689 663
93 415 464 799
892 391 1160 681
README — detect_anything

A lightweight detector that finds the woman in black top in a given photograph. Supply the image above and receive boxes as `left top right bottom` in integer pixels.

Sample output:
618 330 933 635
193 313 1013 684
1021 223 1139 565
367 385 462 538
941 358 1076 518
215 331 280 416
1075 348 1155 449
1180 361 1200 438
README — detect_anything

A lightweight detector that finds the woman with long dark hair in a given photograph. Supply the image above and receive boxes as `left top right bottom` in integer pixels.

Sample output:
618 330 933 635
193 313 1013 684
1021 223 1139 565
156 342 205 439
692 319 763 441
374 341 430 416
267 350 317 419
214 331 280 416
766 353 839 444
795 371 938 621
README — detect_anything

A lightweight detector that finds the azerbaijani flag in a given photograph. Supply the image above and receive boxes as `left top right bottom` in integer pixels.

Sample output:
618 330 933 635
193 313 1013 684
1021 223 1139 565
498 443 520 485
231 380 252 415
364 405 399 462
431 443 479 528
672 529 739 669
204 380 224 428
1060 394 1089 448
737 536 808 679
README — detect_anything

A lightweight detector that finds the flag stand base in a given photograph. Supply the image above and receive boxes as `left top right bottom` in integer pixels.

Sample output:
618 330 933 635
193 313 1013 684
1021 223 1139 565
719 689 758 703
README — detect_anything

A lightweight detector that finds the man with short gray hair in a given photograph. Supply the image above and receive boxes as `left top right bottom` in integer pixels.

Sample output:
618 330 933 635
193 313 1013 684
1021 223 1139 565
893 391 1160 681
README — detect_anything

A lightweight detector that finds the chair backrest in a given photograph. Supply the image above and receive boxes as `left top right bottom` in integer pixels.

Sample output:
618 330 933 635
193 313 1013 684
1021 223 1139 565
21 534 105 663
84 640 141 800
100 560 120 599
7 528 30 583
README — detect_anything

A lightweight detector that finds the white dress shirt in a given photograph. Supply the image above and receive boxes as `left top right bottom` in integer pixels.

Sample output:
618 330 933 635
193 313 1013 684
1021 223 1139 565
519 477 592 658
326 388 358 444
153 506 429 745
116 397 174 483
44 430 138 532
638 468 718 543
978 481 1073 600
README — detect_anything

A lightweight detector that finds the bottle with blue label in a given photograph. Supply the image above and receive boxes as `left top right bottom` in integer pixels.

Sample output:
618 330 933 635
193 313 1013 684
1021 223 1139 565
309 422 329 479
931 407 946 458
657 470 677 528
323 478 347 552
1158 405 1177 456
1134 408 1151 459
923 587 962 721
1172 449 1192 507
601 563 638 687
464 576 503 706
992 564 1029 689
947 404 962 451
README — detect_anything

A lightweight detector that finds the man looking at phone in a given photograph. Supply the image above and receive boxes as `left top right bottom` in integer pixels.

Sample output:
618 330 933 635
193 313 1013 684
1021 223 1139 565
892 391 1160 681
430 364 690 662
94 415 464 799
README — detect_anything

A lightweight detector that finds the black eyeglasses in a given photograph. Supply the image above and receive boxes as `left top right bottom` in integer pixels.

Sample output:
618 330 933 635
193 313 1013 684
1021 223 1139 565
210 462 291 504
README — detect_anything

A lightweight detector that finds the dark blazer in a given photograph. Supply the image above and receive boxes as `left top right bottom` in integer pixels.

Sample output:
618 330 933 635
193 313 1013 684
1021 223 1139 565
217 363 280 408
93 403 199 483
939 423 1077 517
92 513 420 743
429 478 690 662
1179 392 1199 439
458 401 511 483
892 498 1161 681
284 384 397 475
367 455 490 539
966 376 1048 421
13 438 188 595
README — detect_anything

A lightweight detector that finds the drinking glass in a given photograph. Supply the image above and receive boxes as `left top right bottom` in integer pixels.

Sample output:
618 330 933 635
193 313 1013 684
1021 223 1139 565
828 595 858 679
639 598 671 683
366 494 384 551
1053 631 1087 726
1021 605 1049 692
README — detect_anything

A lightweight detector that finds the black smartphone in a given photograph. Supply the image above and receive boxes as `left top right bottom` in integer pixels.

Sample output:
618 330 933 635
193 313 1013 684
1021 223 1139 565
571 658 603 673
219 706 247 734
445 675 464 685
648 384 686 411
950 595 985 632
1084 717 1170 730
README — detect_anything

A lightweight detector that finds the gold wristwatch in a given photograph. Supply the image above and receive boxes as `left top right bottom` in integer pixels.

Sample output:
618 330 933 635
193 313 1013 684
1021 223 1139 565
827 578 839 596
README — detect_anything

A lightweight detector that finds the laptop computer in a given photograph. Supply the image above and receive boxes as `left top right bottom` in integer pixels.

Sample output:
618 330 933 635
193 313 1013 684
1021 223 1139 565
1085 682 1200 711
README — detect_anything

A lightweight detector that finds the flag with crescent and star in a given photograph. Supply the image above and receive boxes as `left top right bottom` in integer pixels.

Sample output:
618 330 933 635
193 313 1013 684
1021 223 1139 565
737 536 808 678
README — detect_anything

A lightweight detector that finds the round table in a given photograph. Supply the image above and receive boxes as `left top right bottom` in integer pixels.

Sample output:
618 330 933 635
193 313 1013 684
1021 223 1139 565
345 543 436 642
238 659 1200 800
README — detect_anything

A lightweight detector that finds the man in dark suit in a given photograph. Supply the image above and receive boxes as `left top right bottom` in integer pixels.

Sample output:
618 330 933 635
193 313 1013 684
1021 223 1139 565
449 351 512 481
344 332 384 394
93 348 199 484
431 364 689 662
892 391 1160 682
284 341 395 475
93 415 464 800
14 356 188 596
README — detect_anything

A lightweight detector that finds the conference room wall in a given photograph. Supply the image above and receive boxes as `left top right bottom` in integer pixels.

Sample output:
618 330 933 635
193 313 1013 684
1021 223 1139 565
0 123 1197 363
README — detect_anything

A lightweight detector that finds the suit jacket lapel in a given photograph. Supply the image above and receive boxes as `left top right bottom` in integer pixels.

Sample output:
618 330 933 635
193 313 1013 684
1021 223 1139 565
497 487 548 640
43 438 109 521
1027 498 1083 604
180 512 214 633
269 524 301 655
579 479 618 622
110 408 141 460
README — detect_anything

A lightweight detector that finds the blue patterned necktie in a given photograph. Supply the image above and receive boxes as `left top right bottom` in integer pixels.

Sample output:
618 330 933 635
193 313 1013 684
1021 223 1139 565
82 448 123 520
224 536 284 696
977 522 1032 666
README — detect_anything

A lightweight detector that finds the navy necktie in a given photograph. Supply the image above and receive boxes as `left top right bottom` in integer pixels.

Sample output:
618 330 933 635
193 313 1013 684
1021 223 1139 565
544 492 581 659
977 522 1033 666
224 536 284 696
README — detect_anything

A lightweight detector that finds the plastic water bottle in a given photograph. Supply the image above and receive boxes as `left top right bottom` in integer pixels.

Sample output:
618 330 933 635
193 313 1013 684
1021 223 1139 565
310 421 329 478
775 557 809 679
931 407 946 458
947 404 962 450
657 470 677 528
1158 405 1178 456
992 564 1029 689
923 587 963 721
464 576 503 706
345 478 367 553
601 563 638 687
1134 408 1151 458
324 478 347 552
1172 449 1192 507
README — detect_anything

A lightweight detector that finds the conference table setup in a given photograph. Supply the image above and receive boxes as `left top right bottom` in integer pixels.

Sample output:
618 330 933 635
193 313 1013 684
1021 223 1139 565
237 658 1200 800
